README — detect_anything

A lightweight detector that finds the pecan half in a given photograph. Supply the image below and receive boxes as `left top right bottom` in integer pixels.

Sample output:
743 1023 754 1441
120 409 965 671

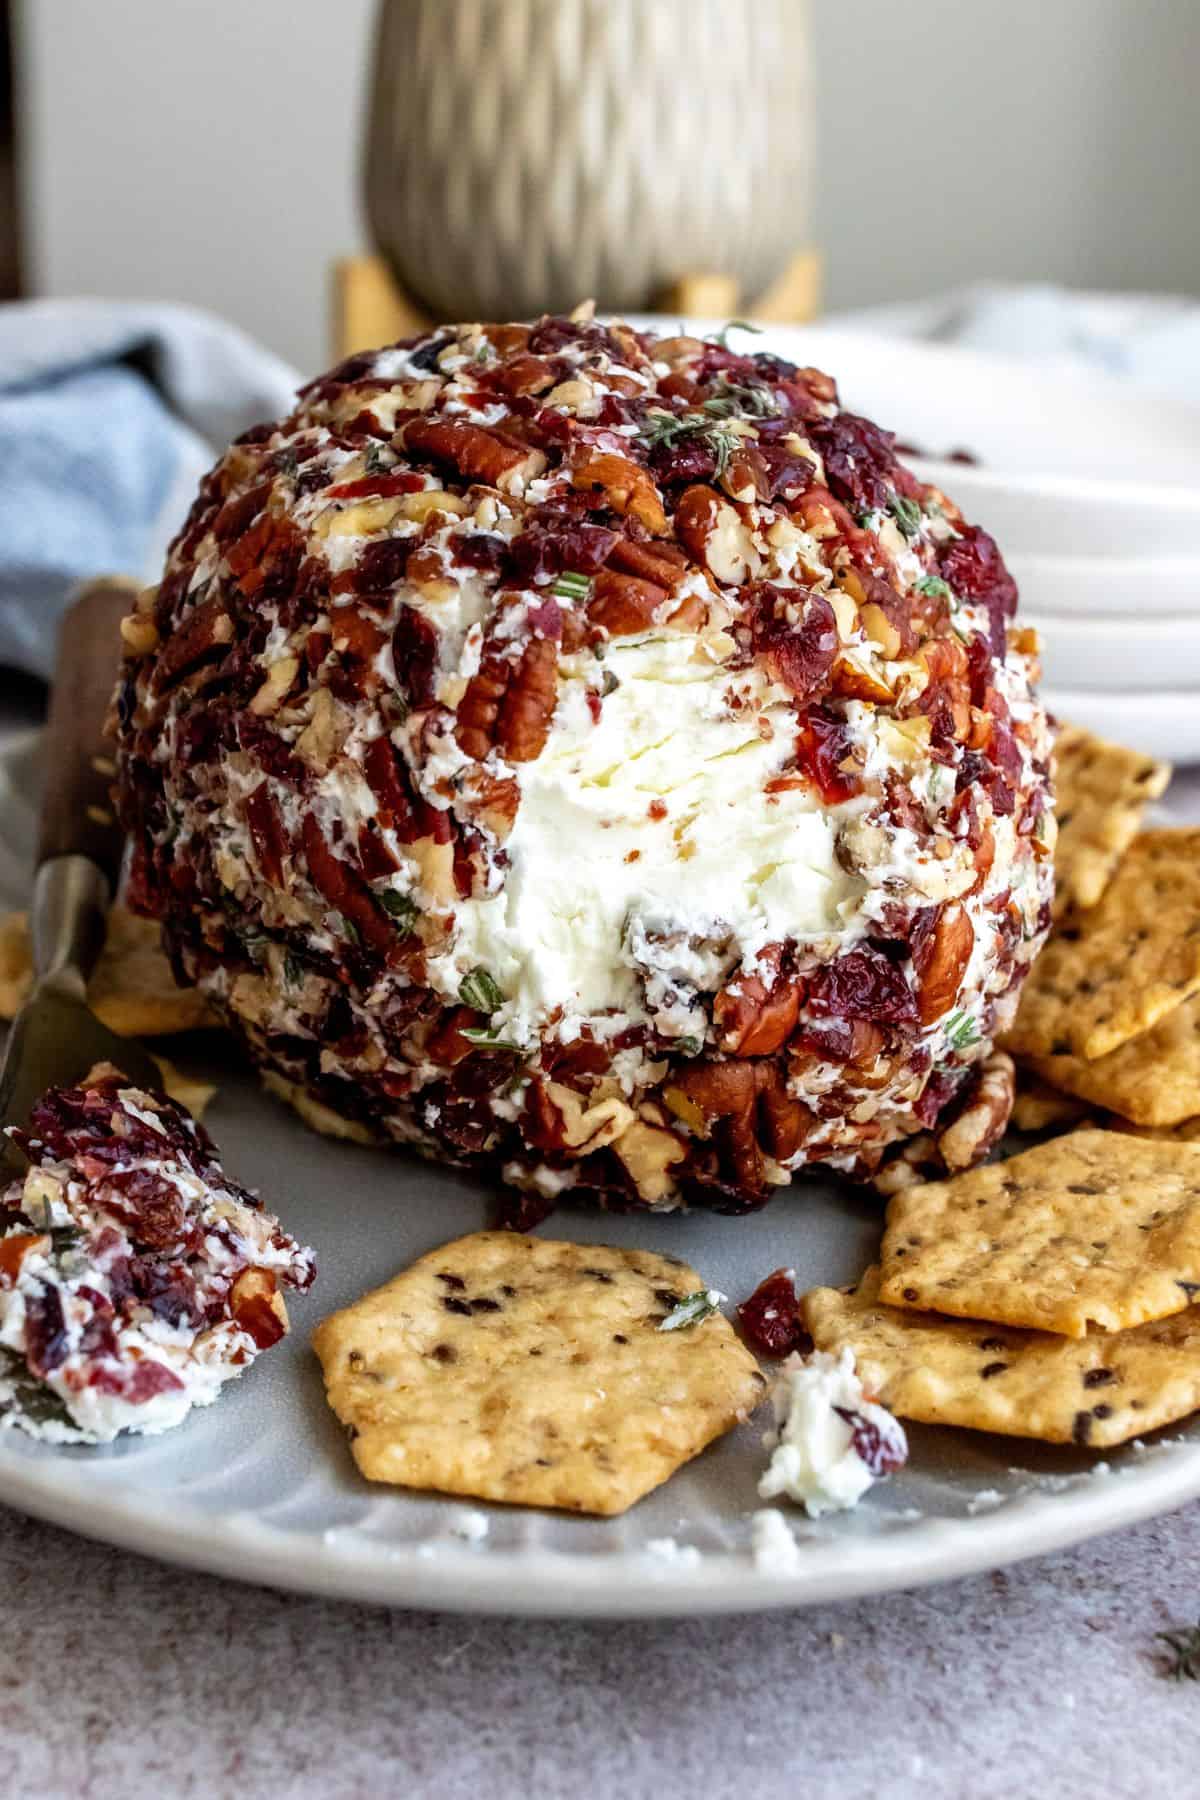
456 636 558 764
871 1051 1015 1195
936 1050 1014 1172
606 536 689 589
402 418 546 494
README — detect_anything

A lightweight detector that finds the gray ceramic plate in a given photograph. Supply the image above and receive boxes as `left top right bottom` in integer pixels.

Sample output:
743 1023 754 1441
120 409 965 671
0 730 1198 1617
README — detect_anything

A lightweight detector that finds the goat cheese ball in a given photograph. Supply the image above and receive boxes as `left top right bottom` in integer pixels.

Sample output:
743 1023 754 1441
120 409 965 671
0 1065 315 1442
114 310 1053 1216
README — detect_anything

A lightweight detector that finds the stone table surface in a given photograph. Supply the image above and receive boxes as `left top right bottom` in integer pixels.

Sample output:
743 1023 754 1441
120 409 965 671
3 704 1200 1799
3 1502 1199 1799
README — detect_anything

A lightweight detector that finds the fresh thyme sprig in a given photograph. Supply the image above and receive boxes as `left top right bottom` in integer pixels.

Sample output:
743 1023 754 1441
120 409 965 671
943 1010 980 1054
638 408 744 479
659 1289 726 1332
716 319 765 349
1158 1622 1200 1680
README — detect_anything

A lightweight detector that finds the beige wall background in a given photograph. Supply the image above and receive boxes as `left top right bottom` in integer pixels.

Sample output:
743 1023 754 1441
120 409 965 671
15 0 1200 377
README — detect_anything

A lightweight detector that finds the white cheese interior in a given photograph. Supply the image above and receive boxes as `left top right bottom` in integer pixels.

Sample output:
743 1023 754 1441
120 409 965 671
430 634 865 1039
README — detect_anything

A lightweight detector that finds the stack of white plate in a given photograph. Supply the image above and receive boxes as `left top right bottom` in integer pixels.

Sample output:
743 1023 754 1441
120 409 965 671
656 318 1200 762
909 459 1200 761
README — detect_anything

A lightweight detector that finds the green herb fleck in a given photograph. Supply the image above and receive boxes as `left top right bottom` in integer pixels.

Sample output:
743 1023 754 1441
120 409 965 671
716 319 764 349
460 966 504 1015
49 1226 81 1257
916 575 952 600
888 493 924 539
379 890 419 930
461 1026 523 1052
942 1010 980 1054
701 374 780 421
1158 1622 1200 1680
673 1035 703 1057
552 571 592 604
659 1289 725 1332
340 915 361 947
601 669 620 697
0 1347 75 1431
363 442 390 476
638 408 744 479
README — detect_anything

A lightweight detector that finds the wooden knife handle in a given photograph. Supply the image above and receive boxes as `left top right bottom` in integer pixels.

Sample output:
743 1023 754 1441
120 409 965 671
37 577 140 888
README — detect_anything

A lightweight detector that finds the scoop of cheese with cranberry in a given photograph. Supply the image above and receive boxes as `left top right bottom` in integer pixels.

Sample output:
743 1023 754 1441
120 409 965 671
115 311 1053 1215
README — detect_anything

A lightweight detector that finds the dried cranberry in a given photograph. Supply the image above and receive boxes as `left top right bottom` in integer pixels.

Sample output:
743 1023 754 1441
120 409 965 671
793 707 859 803
391 605 440 709
913 1067 964 1128
752 589 838 703
649 439 718 485
98 1166 193 1253
834 1405 907 1476
807 412 898 513
354 536 413 594
737 1270 811 1358
24 1284 69 1375
132 1258 199 1329
756 441 816 501
494 1183 561 1232
124 1359 186 1403
510 515 617 583
453 532 509 573
807 945 919 1028
527 315 626 361
939 526 1017 658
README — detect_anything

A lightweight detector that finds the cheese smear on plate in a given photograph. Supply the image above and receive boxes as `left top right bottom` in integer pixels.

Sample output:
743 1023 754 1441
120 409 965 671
759 1347 908 1518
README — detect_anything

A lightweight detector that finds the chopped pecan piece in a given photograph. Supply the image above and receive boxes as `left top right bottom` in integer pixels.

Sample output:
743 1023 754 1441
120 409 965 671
300 814 393 954
935 1050 1014 1172
712 953 802 1057
605 536 689 589
914 902 975 1024
570 447 668 535
871 1051 1015 1195
243 781 290 888
588 569 670 637
674 483 760 585
151 597 235 692
230 1267 288 1350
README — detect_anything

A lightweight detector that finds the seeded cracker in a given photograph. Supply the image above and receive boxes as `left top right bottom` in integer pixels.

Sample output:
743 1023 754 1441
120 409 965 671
1010 1075 1094 1134
805 1267 1200 1447
1004 830 1200 1062
0 906 215 1037
1024 991 1200 1128
879 1130 1200 1337
1052 723 1170 919
311 1232 765 1515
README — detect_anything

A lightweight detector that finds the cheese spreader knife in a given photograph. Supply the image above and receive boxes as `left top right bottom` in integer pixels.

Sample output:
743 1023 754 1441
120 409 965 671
0 580 161 1175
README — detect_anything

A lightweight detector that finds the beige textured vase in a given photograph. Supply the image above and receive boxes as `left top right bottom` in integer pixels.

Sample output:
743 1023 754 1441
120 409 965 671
365 0 814 321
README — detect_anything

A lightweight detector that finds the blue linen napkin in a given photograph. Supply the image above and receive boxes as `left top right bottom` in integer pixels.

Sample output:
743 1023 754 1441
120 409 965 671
0 298 299 678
